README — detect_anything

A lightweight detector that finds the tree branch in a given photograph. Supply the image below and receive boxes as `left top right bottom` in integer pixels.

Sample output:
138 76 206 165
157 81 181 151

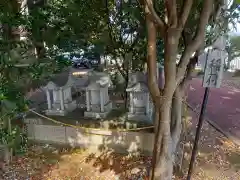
145 8 161 104
176 0 214 85
171 0 178 27
105 1 124 54
144 0 166 36
178 0 193 28
165 0 178 27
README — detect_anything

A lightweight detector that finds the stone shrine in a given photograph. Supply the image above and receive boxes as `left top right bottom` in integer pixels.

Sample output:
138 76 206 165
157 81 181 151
44 71 77 116
126 72 153 122
84 72 112 119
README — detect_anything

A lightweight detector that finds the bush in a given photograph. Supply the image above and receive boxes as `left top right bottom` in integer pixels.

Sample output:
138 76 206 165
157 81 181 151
0 126 28 156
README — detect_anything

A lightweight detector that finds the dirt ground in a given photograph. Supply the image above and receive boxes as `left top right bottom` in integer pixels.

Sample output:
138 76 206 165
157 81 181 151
1 107 240 180
176 110 240 180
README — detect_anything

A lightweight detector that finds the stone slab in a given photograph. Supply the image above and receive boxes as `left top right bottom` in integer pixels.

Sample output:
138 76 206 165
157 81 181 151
65 127 90 148
24 118 43 125
84 111 109 119
84 102 112 119
45 109 67 116
0 145 11 163
27 124 154 155
26 124 35 139
34 125 66 143
46 100 77 116
127 113 151 122
104 102 112 111
64 100 77 111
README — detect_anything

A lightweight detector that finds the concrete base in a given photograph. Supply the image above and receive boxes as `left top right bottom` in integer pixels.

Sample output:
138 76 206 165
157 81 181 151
84 102 112 119
45 100 77 116
84 111 109 119
45 109 67 116
127 112 152 122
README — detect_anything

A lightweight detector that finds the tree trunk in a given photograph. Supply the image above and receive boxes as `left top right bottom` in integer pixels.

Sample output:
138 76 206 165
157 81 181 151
152 103 173 180
147 26 182 180
144 0 185 178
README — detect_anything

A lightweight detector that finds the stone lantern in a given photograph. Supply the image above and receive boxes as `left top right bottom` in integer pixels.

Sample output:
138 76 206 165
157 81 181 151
44 72 77 116
84 72 112 119
126 72 152 121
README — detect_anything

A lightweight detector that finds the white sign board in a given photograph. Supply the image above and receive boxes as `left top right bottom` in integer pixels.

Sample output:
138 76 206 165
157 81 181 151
202 49 225 88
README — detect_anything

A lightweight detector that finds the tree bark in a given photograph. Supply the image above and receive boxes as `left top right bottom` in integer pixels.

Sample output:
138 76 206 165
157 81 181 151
145 1 180 179
144 0 215 179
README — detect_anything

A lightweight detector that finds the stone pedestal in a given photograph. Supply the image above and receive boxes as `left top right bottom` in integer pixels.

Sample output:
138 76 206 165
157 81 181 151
84 101 112 119
127 91 151 122
45 100 77 116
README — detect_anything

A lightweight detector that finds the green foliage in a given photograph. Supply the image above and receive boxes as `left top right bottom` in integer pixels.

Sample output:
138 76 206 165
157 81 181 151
227 36 240 59
0 0 109 154
40 0 107 52
0 0 61 154
0 125 28 152
105 0 147 71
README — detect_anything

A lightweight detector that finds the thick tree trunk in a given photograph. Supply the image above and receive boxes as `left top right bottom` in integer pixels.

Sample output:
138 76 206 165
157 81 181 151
171 87 184 170
148 27 183 180
144 0 215 178
145 3 181 179
152 88 183 180
153 103 173 180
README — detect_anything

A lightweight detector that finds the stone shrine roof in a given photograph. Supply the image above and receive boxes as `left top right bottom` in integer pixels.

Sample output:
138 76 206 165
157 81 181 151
49 69 71 87
126 72 148 92
86 71 112 90
43 68 71 90
45 68 84 90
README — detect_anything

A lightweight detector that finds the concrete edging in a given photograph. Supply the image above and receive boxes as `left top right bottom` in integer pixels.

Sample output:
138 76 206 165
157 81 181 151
25 123 155 155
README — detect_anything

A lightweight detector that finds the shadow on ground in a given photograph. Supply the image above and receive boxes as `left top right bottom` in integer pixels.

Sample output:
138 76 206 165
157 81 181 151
84 150 151 179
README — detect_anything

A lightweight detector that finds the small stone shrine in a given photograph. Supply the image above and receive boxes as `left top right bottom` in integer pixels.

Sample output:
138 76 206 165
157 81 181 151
126 72 152 121
44 71 77 116
84 72 112 119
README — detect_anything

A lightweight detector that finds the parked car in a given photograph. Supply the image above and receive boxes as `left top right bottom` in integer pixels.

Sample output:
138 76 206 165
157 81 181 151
82 52 100 67
72 58 92 69
57 51 100 69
